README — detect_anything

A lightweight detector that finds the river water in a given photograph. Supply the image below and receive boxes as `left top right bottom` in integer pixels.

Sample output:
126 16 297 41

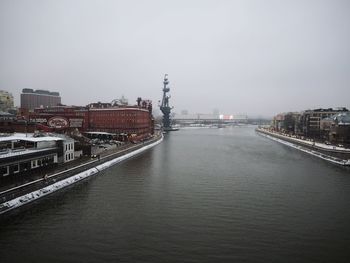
1 126 350 262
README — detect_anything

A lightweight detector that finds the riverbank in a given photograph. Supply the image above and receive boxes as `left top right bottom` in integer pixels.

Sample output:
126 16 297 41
256 127 350 166
0 134 163 215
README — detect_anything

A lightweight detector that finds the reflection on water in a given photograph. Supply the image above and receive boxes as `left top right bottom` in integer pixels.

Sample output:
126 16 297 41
1 126 349 263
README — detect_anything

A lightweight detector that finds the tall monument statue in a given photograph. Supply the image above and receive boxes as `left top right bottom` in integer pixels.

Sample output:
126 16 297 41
160 74 175 131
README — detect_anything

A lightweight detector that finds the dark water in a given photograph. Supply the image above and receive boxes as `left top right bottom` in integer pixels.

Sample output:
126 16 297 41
1 126 350 262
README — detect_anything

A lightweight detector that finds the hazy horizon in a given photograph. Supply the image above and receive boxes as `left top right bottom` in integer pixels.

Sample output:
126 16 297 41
1 0 349 117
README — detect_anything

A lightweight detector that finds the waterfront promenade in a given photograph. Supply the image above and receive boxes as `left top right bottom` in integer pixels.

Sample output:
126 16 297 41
0 134 162 213
256 127 350 165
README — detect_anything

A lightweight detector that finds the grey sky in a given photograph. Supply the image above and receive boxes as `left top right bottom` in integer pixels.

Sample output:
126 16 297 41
1 0 349 117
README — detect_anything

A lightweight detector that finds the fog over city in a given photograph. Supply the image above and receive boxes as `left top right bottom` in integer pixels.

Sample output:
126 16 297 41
1 0 349 117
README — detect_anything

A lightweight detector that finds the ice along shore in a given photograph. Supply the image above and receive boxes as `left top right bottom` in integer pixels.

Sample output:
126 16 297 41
0 135 163 215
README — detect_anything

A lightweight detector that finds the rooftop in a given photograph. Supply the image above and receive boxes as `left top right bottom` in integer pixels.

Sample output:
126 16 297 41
332 112 350 125
0 133 66 143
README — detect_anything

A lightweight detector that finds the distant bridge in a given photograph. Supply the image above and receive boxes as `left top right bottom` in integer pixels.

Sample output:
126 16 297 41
173 114 248 125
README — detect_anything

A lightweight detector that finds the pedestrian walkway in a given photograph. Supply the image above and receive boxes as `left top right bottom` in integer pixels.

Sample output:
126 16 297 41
0 142 131 193
0 135 161 202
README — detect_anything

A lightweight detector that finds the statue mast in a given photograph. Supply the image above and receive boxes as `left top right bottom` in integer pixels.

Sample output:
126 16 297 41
160 74 173 131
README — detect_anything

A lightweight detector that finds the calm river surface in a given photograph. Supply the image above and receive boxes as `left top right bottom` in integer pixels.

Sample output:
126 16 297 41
1 126 350 262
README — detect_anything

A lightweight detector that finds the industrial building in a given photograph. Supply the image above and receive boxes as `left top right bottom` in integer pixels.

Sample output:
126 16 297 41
27 98 154 141
1 97 154 143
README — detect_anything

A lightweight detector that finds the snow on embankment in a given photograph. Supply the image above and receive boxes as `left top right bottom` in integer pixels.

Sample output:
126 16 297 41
0 136 163 215
257 130 350 166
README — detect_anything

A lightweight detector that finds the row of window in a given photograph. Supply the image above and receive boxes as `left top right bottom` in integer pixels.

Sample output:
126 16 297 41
0 156 56 177
89 118 149 124
90 112 147 118
65 152 74 162
91 125 149 130
65 142 74 151
90 125 151 131
89 128 151 134
21 94 61 109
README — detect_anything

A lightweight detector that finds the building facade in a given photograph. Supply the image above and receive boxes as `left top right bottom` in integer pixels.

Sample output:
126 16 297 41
0 90 14 112
328 112 350 145
20 89 61 110
272 108 350 145
27 99 154 140
299 108 348 138
0 133 73 179
272 112 301 133
88 107 152 137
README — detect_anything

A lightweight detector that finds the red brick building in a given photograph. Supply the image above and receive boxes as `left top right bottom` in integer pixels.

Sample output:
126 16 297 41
27 101 154 140
31 106 88 130
89 108 152 136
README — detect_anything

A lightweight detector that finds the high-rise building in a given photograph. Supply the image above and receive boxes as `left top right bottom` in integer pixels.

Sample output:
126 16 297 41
0 90 14 112
20 89 61 110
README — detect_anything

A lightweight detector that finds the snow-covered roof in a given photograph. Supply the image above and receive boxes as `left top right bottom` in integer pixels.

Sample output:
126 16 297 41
332 112 350 125
0 133 64 143
0 111 14 116
84 131 115 135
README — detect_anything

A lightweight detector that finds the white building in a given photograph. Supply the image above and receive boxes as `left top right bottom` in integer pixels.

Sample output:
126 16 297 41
0 133 75 178
63 138 75 163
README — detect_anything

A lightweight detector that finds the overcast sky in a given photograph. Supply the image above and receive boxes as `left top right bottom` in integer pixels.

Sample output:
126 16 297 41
1 0 349 117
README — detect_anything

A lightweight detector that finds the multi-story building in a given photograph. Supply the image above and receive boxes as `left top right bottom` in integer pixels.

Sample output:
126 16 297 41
319 117 334 141
26 99 154 140
299 108 348 138
329 112 350 145
0 133 74 179
88 107 153 137
20 89 61 110
272 113 285 131
272 108 350 143
272 112 300 133
31 105 89 131
0 90 14 112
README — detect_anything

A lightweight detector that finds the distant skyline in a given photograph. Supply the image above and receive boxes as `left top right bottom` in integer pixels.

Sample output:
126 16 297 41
1 0 350 117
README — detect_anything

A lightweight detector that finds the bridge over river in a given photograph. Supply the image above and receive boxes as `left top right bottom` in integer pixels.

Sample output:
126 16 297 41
173 113 248 126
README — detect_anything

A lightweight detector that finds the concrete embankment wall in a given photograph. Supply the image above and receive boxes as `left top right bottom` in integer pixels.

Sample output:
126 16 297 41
256 128 350 165
0 135 163 215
